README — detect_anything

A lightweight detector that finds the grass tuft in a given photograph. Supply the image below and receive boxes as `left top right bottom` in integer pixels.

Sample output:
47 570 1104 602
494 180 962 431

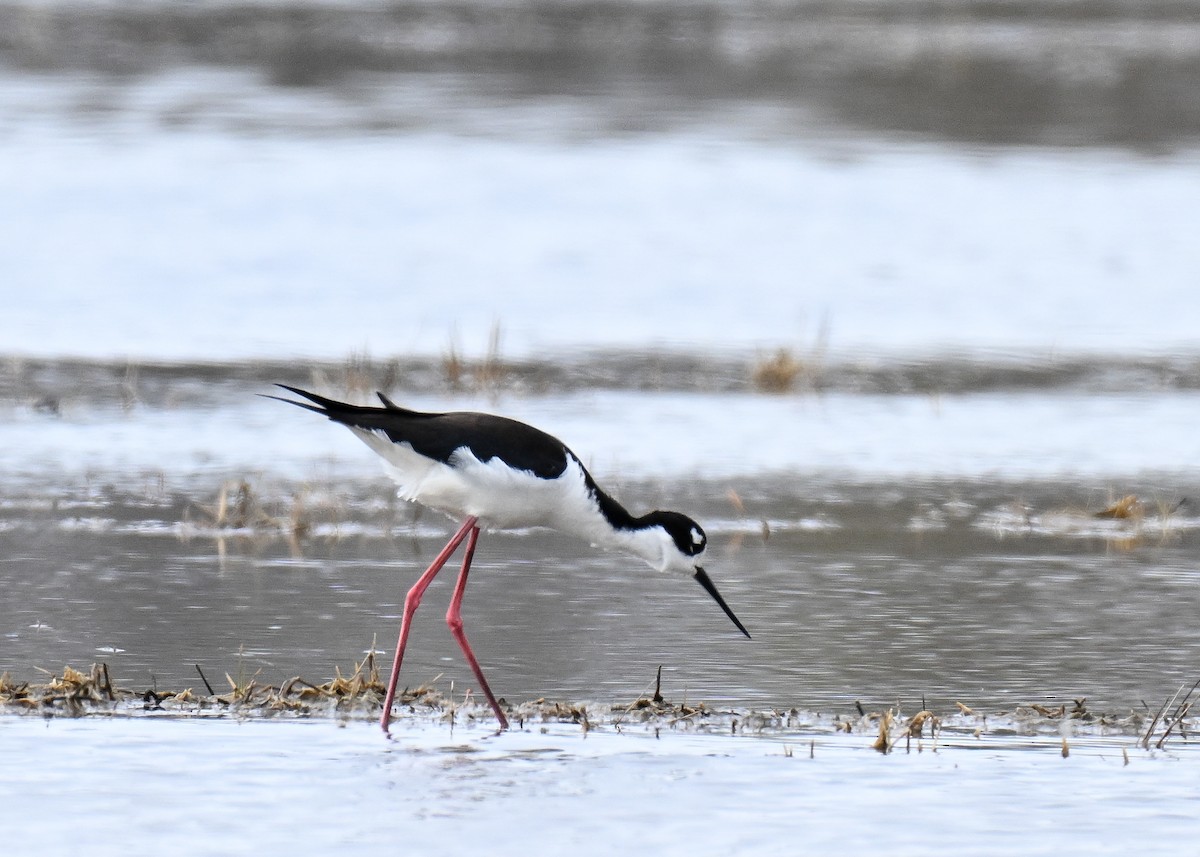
443 321 508 394
752 348 803 393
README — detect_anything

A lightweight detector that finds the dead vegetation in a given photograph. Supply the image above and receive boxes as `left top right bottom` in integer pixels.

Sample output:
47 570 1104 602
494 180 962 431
0 653 437 720
752 348 805 393
443 321 508 393
1094 494 1143 521
306 349 402 402
978 491 1192 551
201 479 276 531
2 657 1190 758
1 663 1194 755
0 664 116 717
820 690 1195 756
607 665 710 732
184 478 362 555
6 661 408 724
1086 493 1189 551
1140 679 1199 751
751 346 829 394
750 321 831 393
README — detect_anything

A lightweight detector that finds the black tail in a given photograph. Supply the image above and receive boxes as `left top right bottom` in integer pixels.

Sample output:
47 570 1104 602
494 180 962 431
262 384 340 415
264 384 417 416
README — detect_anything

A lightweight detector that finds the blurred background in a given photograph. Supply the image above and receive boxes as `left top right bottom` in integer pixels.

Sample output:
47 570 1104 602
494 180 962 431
2 0 1199 711
3 0 1200 359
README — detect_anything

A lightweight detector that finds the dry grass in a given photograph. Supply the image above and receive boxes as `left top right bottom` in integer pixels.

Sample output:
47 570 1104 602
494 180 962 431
185 478 354 556
752 348 805 393
868 707 942 753
203 480 275 530
1094 494 1143 521
444 321 508 393
751 320 831 394
0 653 442 719
1141 679 1199 750
1091 493 1191 552
871 708 895 753
2 662 1194 755
121 361 141 411
606 666 711 731
1 664 116 716
313 349 401 401
906 709 939 738
991 491 1192 552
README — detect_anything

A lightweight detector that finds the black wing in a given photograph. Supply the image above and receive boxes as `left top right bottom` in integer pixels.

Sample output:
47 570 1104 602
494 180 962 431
269 385 572 479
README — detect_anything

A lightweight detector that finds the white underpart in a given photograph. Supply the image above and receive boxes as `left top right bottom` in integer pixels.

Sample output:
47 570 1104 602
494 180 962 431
350 427 698 575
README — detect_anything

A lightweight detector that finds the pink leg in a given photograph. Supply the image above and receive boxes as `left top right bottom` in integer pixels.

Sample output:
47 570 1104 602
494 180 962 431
445 524 509 730
380 516 478 733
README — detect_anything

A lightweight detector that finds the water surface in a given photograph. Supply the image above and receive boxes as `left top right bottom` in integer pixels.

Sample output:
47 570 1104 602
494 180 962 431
0 716 1195 856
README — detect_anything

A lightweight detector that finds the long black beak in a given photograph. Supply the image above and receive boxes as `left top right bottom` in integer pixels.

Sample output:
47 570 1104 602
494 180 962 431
694 567 751 639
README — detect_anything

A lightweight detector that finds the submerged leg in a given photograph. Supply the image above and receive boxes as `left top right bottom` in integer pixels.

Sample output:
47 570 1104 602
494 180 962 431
445 524 509 730
380 515 478 733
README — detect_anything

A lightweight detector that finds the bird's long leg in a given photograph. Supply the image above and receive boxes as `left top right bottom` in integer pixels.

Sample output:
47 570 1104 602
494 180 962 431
381 515 479 733
445 524 509 730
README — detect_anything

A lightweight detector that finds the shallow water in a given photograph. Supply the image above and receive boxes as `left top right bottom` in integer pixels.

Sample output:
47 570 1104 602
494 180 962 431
2 388 1198 714
0 716 1196 856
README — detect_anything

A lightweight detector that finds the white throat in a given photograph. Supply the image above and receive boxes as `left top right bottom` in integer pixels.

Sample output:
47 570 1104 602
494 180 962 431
607 524 698 574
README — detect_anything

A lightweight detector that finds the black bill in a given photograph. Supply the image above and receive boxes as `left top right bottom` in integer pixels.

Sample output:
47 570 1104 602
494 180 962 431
693 567 751 639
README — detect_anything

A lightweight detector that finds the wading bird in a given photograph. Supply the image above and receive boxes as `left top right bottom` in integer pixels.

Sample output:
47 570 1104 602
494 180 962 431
270 385 750 732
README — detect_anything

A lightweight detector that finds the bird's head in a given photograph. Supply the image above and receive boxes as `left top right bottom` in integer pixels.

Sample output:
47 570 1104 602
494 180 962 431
642 511 751 639
647 510 708 570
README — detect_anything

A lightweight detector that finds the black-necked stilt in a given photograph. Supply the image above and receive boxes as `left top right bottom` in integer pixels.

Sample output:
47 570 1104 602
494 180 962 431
270 385 750 732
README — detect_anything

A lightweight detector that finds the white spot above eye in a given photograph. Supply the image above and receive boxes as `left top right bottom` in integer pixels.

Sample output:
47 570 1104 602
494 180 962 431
691 527 704 545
